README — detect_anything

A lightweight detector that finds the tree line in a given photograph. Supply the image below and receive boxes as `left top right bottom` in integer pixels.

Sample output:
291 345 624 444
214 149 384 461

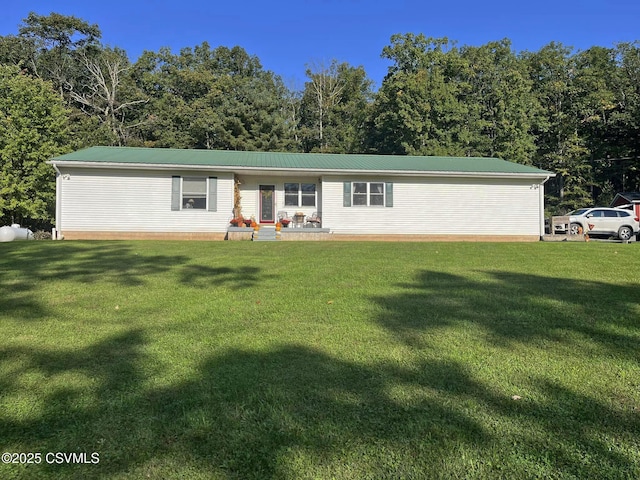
1 12 639 227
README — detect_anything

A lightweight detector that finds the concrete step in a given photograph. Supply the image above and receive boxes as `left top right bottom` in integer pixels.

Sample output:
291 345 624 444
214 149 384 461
252 227 280 241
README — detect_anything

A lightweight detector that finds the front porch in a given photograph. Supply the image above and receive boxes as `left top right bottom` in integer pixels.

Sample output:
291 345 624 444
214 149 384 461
233 174 322 228
226 225 331 241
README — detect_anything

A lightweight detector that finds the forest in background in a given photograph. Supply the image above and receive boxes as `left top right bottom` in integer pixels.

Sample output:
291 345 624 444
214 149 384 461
1 12 639 228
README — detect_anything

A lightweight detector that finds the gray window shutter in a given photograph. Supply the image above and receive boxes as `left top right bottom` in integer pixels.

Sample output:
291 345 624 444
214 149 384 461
385 182 393 207
171 176 181 211
208 177 217 212
343 182 351 207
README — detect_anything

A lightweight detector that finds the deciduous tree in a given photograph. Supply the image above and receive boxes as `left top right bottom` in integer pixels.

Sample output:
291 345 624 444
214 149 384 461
0 65 70 227
300 60 373 152
66 46 148 145
131 43 292 151
17 11 101 95
367 35 468 156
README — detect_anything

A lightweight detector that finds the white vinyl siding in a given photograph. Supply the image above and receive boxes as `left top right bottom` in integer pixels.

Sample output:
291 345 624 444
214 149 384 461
323 176 543 236
58 168 233 232
57 167 546 237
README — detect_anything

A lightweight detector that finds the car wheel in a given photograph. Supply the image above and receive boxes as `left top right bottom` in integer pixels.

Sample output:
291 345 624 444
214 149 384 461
569 223 582 235
618 226 633 241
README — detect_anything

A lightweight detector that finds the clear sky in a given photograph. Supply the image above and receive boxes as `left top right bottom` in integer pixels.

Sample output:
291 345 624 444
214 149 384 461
2 0 639 88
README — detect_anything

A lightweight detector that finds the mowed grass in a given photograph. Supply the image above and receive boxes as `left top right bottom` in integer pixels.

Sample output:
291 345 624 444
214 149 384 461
1 240 639 479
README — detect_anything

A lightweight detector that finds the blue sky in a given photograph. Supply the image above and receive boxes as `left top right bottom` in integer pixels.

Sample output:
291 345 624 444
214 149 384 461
2 1 639 88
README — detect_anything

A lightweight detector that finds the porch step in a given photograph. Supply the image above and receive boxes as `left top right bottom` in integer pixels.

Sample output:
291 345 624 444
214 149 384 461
252 227 280 242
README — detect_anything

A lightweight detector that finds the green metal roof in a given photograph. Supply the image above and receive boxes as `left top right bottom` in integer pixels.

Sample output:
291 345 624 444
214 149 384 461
51 146 553 176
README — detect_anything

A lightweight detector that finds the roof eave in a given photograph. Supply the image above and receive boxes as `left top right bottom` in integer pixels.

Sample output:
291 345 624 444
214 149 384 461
48 160 554 179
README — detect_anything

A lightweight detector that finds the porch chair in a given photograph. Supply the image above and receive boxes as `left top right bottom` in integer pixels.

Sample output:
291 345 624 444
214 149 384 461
277 211 292 226
306 211 321 228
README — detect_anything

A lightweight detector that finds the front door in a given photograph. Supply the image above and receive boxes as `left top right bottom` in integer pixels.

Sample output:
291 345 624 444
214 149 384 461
260 185 275 223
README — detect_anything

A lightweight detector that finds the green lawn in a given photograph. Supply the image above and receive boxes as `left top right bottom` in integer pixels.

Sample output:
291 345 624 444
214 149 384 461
1 241 639 479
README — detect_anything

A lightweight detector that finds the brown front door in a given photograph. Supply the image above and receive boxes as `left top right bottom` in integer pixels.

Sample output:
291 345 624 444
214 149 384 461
260 185 275 223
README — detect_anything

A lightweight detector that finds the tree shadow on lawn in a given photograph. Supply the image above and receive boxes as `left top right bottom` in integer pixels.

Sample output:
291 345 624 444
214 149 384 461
369 269 640 476
0 331 488 479
373 269 640 361
1 331 638 478
180 265 272 290
0 242 271 320
0 242 189 287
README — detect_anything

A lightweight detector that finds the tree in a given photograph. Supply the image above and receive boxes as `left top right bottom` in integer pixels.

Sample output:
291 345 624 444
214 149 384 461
0 34 37 74
523 43 593 212
459 40 539 164
7 12 139 148
299 60 373 152
131 43 293 151
590 42 640 196
17 12 101 95
0 65 70 227
281 79 304 149
368 35 470 156
65 46 148 145
300 60 344 151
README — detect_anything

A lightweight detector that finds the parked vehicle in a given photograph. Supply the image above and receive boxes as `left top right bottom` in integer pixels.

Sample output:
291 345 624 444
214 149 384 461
615 203 640 241
553 207 640 240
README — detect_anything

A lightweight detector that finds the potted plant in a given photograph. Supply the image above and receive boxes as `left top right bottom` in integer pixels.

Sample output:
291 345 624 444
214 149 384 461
230 217 243 227
280 218 291 228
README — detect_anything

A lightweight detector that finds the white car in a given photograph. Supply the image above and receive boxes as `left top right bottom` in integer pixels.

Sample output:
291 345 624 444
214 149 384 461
554 207 640 240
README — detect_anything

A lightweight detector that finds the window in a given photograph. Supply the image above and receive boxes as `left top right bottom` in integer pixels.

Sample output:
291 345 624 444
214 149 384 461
284 183 298 206
284 182 316 207
301 183 316 206
353 182 367 206
171 176 217 211
182 177 207 209
369 183 384 206
351 182 386 206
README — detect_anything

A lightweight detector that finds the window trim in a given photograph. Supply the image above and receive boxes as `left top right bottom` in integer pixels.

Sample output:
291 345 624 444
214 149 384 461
284 182 316 207
182 176 207 210
171 176 217 212
350 181 387 207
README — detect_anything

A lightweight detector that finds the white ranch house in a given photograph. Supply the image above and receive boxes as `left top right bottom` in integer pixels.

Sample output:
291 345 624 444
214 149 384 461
49 147 554 241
